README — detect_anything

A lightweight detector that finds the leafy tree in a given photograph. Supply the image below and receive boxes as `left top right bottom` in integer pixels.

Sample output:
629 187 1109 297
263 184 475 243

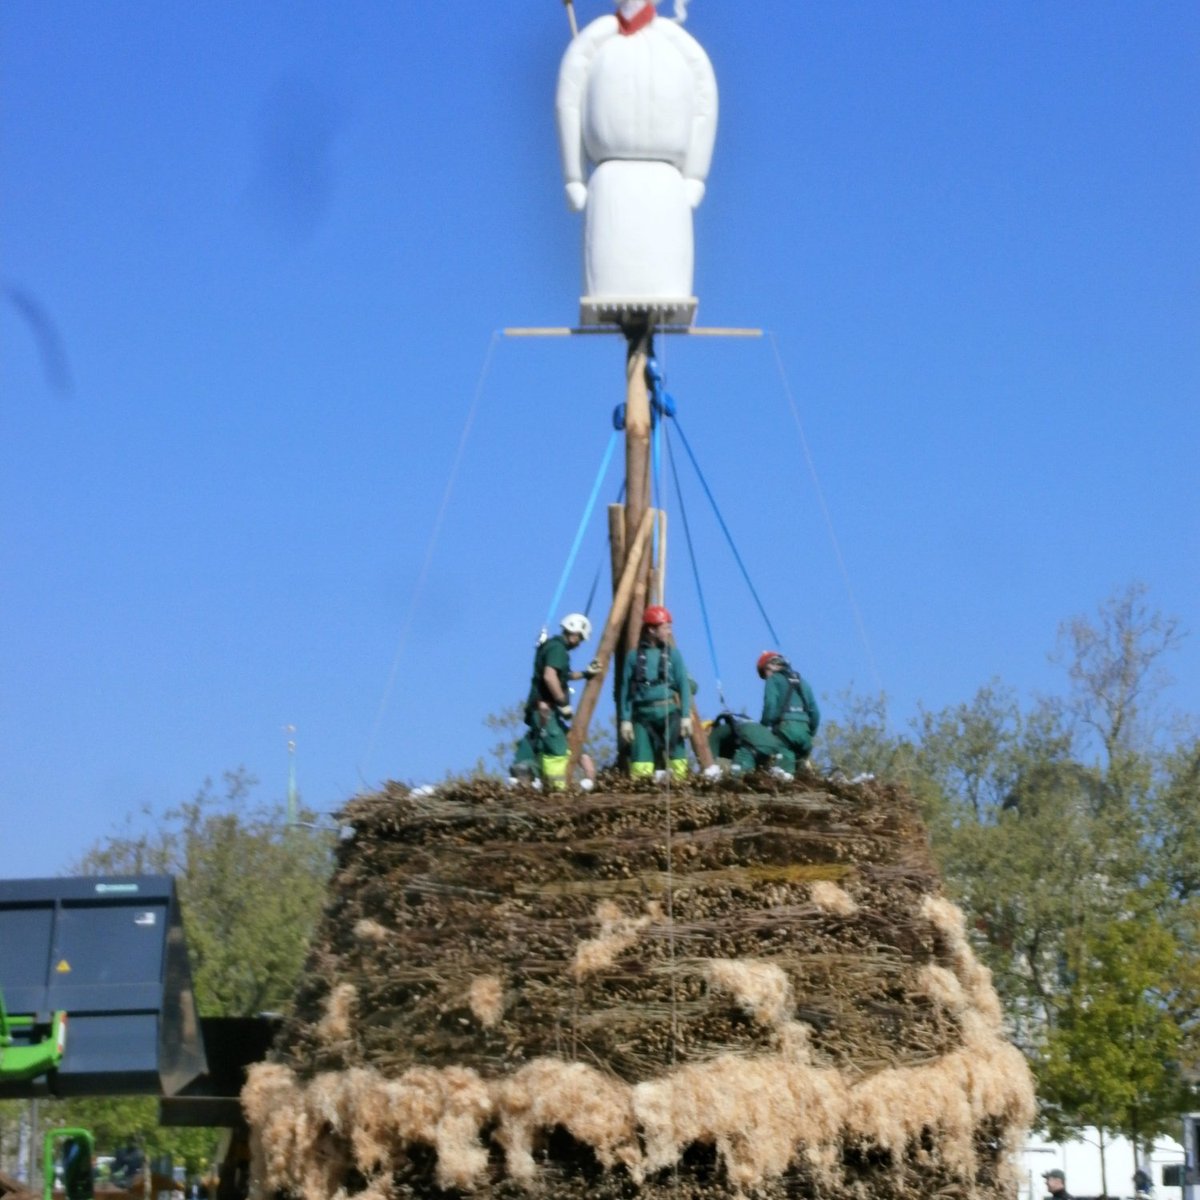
1038 895 1192 1168
827 585 1200 1140
812 690 913 782
956 590 1194 1139
37 770 337 1173
74 768 335 1016
1053 581 1184 766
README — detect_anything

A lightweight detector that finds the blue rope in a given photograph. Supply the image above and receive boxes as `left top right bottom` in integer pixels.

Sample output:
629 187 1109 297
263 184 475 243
666 423 726 708
545 429 618 630
670 416 782 647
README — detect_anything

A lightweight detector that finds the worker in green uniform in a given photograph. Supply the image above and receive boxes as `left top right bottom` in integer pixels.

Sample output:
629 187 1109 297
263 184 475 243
619 604 693 781
714 651 819 780
511 613 599 790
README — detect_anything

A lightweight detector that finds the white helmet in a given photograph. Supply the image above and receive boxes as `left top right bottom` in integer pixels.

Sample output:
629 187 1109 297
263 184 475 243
561 613 592 640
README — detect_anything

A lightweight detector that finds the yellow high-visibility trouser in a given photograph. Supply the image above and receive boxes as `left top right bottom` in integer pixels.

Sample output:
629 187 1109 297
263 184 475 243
540 753 569 790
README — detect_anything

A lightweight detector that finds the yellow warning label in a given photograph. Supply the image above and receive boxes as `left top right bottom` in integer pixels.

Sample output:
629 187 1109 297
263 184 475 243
55 960 71 973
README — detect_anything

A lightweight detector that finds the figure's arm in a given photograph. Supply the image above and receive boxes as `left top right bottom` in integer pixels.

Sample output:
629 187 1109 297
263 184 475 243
802 679 820 735
673 648 692 714
555 18 614 211
618 653 634 721
661 24 718 207
541 664 567 705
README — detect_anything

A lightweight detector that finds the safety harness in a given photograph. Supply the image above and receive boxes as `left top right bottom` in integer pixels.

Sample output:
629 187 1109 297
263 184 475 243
772 662 814 732
632 642 670 697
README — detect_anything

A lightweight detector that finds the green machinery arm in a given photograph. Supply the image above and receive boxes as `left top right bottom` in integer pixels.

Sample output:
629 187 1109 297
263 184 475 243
0 987 67 1083
43 1128 94 1200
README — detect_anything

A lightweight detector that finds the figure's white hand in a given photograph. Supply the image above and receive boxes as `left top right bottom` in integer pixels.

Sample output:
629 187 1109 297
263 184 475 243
682 178 705 209
679 717 693 738
620 721 635 745
565 181 588 212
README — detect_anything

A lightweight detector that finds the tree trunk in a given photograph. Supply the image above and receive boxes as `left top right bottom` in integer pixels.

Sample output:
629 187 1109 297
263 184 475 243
1099 1127 1108 1199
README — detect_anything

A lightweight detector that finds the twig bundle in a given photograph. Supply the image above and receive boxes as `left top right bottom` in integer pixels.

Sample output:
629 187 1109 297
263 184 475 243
246 772 1033 1200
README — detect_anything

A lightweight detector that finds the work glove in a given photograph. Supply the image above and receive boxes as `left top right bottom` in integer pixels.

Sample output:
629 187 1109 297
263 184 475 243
620 720 635 745
679 717 693 738
557 703 574 721
583 659 603 679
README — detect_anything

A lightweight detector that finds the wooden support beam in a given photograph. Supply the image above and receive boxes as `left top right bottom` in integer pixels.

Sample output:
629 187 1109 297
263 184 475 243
607 504 627 742
607 504 626 597
503 327 764 338
627 534 653 655
651 509 667 605
568 506 656 771
689 699 714 770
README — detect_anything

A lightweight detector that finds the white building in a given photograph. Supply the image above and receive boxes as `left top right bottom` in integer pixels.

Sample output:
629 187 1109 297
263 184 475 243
1017 1129 1185 1200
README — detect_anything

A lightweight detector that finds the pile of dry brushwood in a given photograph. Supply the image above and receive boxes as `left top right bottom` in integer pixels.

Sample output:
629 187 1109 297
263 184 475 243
245 772 1034 1200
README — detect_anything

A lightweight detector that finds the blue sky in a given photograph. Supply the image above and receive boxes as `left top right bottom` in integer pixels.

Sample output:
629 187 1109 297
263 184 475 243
3 2 1196 878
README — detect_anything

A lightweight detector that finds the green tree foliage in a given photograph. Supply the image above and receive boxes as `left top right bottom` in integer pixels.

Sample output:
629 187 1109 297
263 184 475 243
74 768 335 1017
824 584 1199 1141
1038 895 1190 1148
37 770 336 1173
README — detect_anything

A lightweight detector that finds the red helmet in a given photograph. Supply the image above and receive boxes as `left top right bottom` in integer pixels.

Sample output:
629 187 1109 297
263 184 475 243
642 605 673 627
757 651 784 679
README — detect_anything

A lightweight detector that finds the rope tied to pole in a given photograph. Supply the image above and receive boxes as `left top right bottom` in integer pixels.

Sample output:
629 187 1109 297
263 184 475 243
543 428 619 635
645 353 782 655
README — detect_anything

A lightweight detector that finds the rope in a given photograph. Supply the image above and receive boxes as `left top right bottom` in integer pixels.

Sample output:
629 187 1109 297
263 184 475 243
665 422 727 709
647 343 679 1155
768 332 884 695
670 414 782 648
544 428 618 630
359 331 498 782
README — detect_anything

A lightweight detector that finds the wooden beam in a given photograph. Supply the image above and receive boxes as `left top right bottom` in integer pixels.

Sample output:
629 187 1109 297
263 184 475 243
503 326 764 338
651 509 667 605
568 506 657 771
622 325 652 658
607 504 627 748
689 699 714 770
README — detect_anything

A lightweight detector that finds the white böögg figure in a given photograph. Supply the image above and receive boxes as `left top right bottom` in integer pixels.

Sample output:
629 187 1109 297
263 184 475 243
556 1 718 326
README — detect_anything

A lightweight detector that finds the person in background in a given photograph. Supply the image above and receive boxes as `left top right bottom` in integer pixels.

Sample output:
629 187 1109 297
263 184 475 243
1043 1168 1072 1200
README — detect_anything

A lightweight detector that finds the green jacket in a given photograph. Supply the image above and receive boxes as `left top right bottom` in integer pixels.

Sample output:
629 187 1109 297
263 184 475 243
761 669 819 737
526 635 571 716
619 642 691 721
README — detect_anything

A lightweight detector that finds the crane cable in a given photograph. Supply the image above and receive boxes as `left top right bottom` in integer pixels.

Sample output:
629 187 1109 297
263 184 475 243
668 414 782 649
646 355 783 649
664 421 727 710
542 427 619 635
359 331 499 781
767 332 883 696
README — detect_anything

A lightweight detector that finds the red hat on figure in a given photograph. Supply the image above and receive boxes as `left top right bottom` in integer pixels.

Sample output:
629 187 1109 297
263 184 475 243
642 605 672 626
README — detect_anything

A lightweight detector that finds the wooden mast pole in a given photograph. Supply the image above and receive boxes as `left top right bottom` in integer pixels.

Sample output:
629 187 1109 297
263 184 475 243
622 323 653 656
565 320 714 776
